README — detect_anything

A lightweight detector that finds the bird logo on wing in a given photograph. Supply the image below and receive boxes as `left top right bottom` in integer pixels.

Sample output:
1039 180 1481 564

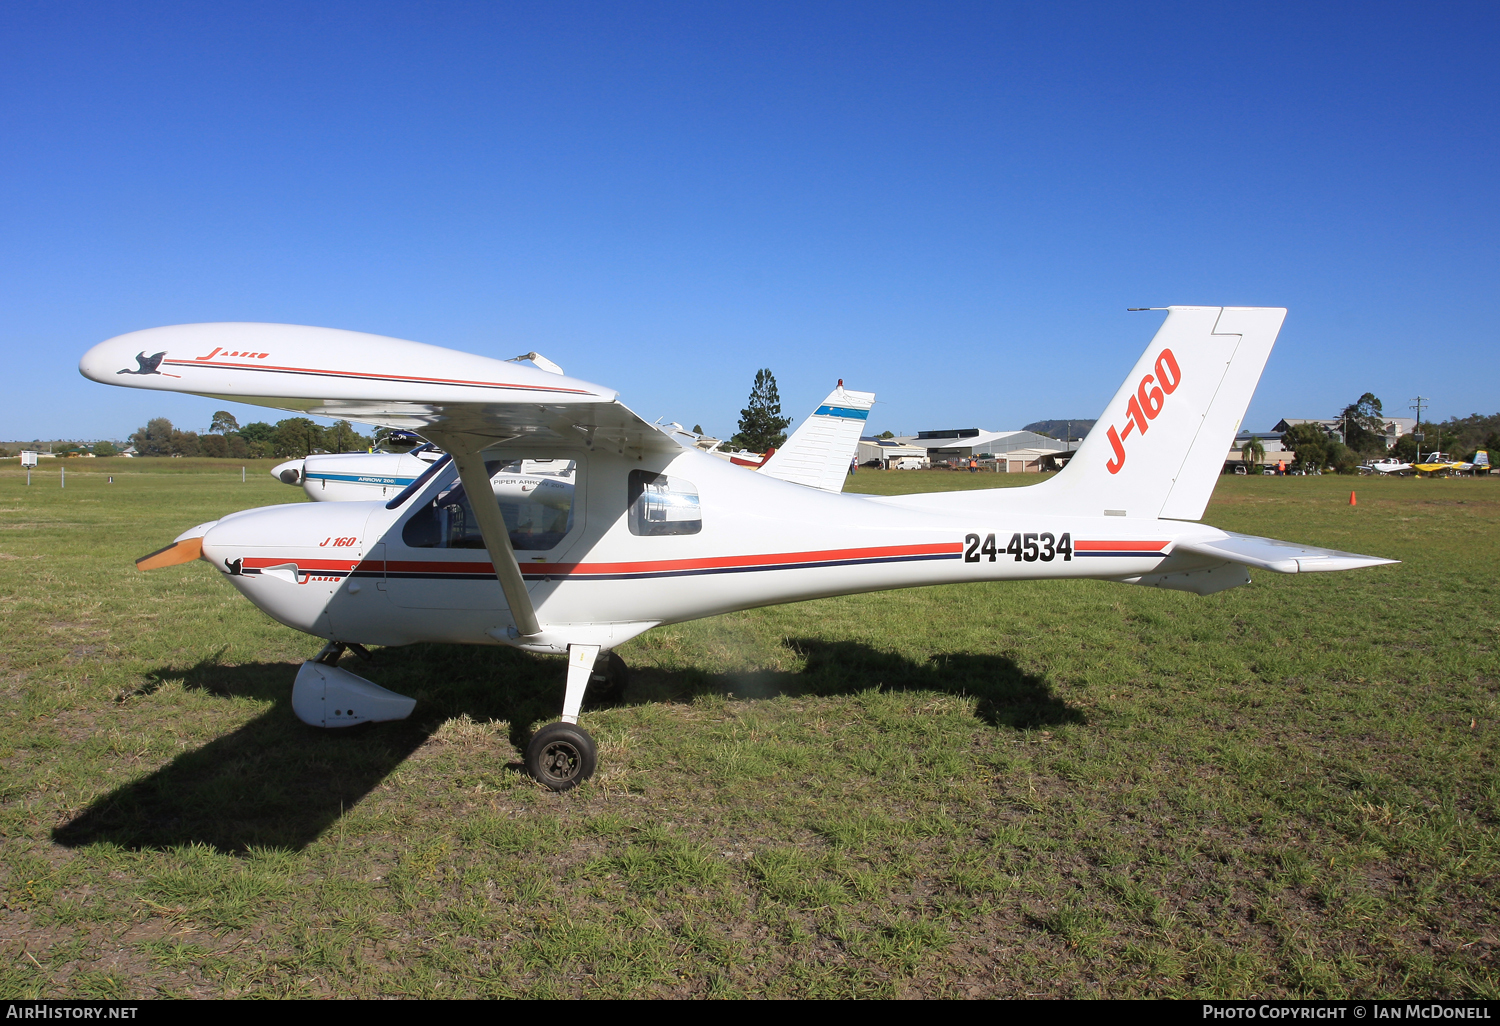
117 351 169 375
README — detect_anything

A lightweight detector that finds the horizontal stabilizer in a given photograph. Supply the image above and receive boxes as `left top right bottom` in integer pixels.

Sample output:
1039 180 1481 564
1175 531 1399 574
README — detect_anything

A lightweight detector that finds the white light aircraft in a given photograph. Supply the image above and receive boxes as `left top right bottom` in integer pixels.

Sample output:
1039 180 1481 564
1361 457 1412 476
82 308 1396 790
273 445 446 500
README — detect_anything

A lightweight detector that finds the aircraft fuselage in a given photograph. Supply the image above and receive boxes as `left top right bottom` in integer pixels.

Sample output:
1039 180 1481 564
203 446 1226 653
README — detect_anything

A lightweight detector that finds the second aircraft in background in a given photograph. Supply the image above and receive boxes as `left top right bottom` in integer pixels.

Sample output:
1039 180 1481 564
271 378 877 504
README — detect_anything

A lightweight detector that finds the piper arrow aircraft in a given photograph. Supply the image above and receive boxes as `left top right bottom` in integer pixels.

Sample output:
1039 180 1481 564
279 446 577 505
273 444 446 500
81 307 1396 791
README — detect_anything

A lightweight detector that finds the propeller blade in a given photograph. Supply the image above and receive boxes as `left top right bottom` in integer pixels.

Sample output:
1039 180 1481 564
135 537 204 571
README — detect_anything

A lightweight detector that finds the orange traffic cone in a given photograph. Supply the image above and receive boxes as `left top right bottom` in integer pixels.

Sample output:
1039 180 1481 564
1349 491 1357 507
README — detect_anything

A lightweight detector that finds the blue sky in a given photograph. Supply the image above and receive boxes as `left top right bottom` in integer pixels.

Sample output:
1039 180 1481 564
2 1 1495 442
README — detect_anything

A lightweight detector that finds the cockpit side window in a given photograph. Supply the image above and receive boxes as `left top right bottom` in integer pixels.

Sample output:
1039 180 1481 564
402 458 577 551
628 470 701 536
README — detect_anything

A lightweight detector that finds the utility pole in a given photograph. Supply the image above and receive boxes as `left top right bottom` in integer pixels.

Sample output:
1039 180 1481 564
1410 396 1428 464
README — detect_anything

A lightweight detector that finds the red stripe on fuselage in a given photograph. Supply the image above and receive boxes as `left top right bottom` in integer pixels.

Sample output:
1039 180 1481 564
242 557 361 570
1072 540 1169 552
353 542 962 578
560 542 961 576
241 541 1154 577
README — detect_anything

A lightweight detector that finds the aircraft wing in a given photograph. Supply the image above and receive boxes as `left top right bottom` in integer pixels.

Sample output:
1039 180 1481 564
79 323 680 457
1175 531 1398 574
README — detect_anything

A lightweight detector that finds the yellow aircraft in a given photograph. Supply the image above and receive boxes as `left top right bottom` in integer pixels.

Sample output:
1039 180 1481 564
1412 452 1481 476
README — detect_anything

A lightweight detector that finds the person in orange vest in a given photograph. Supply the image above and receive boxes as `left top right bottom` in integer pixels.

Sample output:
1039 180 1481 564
968 456 978 473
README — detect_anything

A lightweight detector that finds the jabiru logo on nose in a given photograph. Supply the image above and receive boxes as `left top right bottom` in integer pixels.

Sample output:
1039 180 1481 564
195 347 271 361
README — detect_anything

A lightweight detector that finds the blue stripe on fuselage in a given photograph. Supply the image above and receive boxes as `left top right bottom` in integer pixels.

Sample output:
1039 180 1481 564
305 472 417 486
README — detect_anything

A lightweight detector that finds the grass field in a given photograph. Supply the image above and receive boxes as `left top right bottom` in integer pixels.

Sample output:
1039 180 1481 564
1 459 1496 998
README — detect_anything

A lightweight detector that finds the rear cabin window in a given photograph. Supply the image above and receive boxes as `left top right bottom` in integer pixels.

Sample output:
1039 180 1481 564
628 470 701 536
403 459 576 551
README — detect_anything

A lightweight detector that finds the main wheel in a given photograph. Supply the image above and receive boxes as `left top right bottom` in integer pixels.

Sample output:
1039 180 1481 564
589 650 631 704
525 722 598 791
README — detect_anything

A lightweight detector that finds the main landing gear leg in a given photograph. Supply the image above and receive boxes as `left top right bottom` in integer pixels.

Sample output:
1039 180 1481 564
561 643 598 725
524 644 600 792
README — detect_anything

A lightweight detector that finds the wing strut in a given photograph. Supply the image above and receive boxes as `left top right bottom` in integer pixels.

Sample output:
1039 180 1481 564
443 443 542 638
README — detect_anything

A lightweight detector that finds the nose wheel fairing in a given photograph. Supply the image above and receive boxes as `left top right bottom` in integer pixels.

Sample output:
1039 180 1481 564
292 658 417 728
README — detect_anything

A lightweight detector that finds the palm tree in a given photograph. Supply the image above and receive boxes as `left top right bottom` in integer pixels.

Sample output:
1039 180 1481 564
1242 435 1265 471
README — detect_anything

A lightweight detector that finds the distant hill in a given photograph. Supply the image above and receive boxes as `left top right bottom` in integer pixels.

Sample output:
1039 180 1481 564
1022 419 1094 441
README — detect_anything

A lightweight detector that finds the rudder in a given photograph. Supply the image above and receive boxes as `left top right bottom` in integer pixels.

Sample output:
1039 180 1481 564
1032 306 1285 520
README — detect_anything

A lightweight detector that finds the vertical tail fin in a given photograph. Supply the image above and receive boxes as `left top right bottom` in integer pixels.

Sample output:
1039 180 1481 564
1034 306 1286 520
759 383 876 492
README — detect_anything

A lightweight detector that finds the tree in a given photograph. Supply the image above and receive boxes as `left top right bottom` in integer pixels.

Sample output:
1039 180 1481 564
729 369 791 453
274 418 323 458
323 420 369 453
1282 422 1331 472
1434 412 1500 455
237 421 277 457
130 417 200 457
1326 439 1359 474
238 421 276 446
1338 393 1388 454
1242 435 1265 470
692 424 703 435
91 441 117 457
210 410 240 434
879 430 894 439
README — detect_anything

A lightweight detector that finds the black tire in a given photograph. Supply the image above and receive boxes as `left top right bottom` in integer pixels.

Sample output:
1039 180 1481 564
525 722 598 792
589 650 630 704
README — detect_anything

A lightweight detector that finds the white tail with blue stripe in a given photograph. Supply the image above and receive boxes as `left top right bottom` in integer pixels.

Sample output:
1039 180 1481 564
759 382 876 492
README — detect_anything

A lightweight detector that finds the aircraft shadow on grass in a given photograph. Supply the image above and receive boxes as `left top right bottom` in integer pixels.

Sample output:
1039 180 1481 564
53 640 1081 855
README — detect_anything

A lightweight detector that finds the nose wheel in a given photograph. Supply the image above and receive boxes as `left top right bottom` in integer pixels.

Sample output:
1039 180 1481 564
588 650 631 704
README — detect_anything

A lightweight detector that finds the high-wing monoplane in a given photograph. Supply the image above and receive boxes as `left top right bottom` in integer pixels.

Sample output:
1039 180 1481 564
1360 457 1412 476
82 308 1397 790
